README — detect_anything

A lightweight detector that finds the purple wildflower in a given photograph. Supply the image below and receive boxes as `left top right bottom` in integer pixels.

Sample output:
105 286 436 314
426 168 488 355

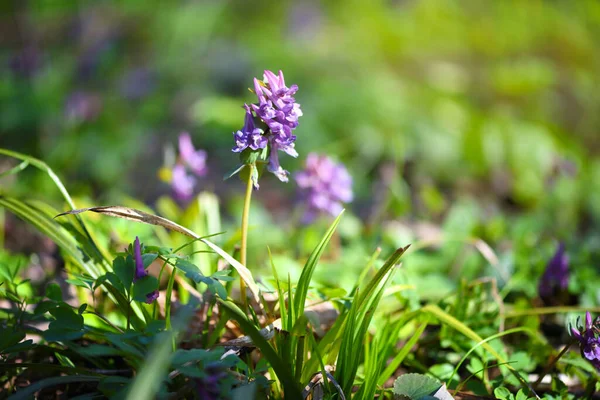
232 70 302 184
179 132 208 177
166 133 207 200
133 237 159 304
133 236 146 281
171 164 196 200
64 91 102 122
571 312 600 370
295 153 353 222
538 243 569 298
120 68 155 100
232 105 267 153
9 46 42 78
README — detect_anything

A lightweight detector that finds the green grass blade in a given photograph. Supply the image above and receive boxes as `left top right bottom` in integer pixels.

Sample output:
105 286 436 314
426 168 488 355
218 298 302 399
421 304 539 397
378 318 428 385
447 326 538 387
293 211 344 322
125 331 175 400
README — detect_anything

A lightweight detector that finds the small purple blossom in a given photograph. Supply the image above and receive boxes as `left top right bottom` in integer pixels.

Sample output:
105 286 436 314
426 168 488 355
179 132 208 177
171 164 196 200
295 153 353 222
9 46 42 78
538 242 569 298
232 105 267 153
64 91 102 122
571 312 600 370
133 237 159 304
232 70 302 184
168 133 207 200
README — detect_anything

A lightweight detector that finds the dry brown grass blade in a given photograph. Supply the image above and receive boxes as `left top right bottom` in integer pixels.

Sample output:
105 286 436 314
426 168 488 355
55 205 260 301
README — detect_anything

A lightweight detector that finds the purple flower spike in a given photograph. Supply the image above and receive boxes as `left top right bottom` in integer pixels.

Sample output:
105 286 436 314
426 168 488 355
538 242 569 299
132 237 159 304
232 70 302 186
572 312 600 370
133 236 146 281
171 164 196 200
232 106 267 153
179 132 207 176
295 153 353 222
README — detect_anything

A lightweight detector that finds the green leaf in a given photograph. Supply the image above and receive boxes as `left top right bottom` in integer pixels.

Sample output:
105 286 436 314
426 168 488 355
132 275 159 303
224 164 246 181
175 259 204 283
78 304 88 315
171 349 214 365
0 328 26 353
218 298 302 399
46 283 63 301
494 387 514 400
293 211 344 322
7 375 101 400
49 305 84 331
393 374 442 400
113 255 135 292
142 252 158 268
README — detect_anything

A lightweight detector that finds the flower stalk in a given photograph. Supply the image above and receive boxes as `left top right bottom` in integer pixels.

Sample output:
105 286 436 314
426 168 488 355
239 163 255 311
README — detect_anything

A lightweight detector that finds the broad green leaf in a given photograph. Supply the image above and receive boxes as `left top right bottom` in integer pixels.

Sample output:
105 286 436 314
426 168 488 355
132 275 159 303
393 374 442 399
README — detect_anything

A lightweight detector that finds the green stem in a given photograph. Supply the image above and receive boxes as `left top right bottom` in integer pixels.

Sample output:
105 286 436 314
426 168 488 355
165 266 176 331
239 164 254 312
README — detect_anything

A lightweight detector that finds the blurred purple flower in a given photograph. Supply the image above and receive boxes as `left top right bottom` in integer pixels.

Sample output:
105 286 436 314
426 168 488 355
120 68 155 100
571 312 600 370
232 105 267 153
9 46 42 78
64 91 102 122
171 164 196 201
296 153 353 222
179 132 207 177
195 365 228 399
167 133 208 201
538 242 569 298
133 236 159 304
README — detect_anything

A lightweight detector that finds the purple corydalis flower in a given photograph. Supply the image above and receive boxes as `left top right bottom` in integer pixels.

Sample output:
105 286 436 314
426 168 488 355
171 164 196 200
296 153 353 222
133 236 146 281
179 132 207 177
65 91 102 122
232 105 267 153
571 312 600 370
168 133 207 200
538 242 569 298
133 236 159 304
231 70 301 184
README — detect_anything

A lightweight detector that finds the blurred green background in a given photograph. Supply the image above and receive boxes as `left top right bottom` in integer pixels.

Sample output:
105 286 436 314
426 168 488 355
2 0 600 296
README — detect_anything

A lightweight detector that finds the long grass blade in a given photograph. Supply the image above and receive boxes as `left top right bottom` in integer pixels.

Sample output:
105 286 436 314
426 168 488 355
421 304 539 398
293 211 344 322
218 298 302 399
